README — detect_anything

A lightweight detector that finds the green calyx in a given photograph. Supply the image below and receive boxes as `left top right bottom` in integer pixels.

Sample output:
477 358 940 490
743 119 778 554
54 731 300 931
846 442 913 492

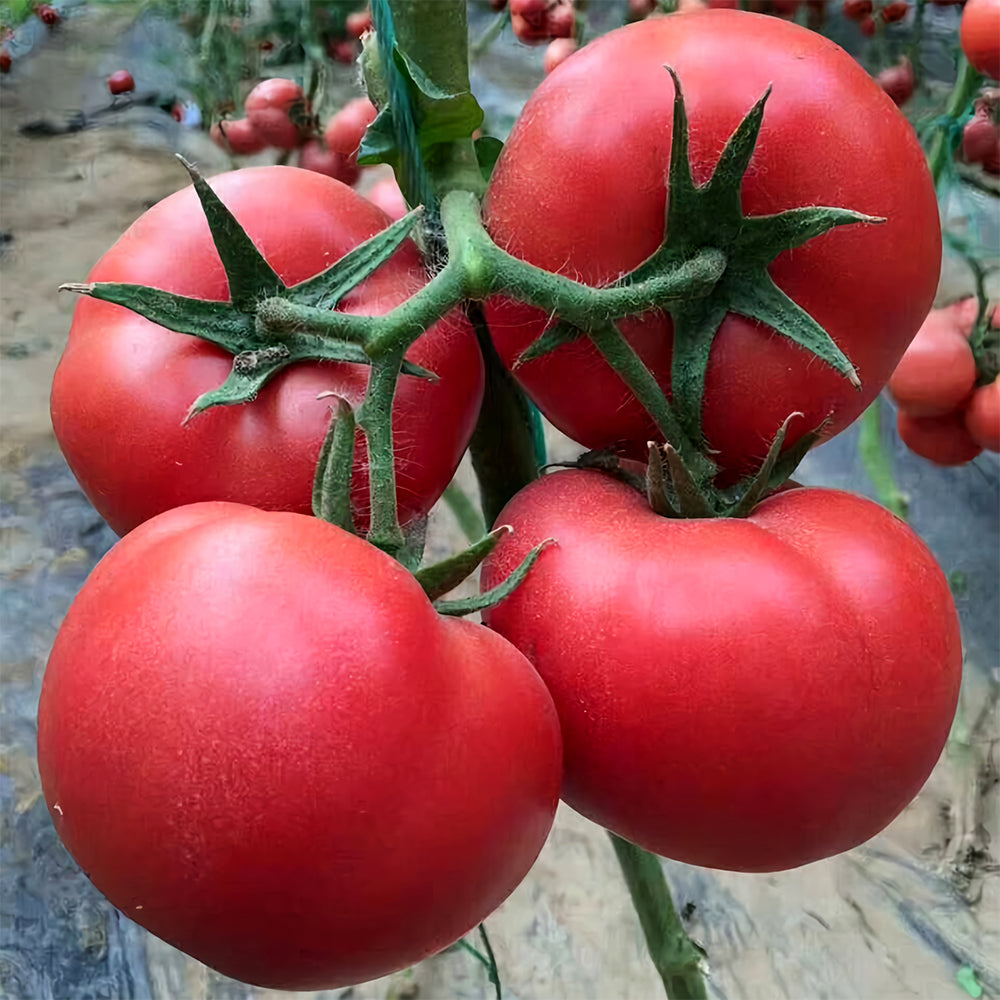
59 157 431 422
517 64 882 489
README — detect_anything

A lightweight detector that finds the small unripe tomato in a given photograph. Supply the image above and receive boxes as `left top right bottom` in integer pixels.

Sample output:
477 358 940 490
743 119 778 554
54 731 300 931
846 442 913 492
107 69 135 95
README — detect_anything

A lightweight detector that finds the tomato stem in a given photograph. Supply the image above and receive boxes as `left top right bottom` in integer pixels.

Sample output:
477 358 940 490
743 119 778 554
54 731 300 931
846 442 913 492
610 835 708 1000
927 56 984 188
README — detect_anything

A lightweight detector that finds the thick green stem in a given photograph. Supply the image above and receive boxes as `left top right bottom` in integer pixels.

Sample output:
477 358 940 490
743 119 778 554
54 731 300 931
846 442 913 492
357 356 406 555
927 57 984 188
385 0 486 201
610 835 708 1000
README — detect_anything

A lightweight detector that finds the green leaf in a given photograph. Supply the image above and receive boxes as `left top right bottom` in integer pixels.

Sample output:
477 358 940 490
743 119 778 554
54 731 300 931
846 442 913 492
291 208 423 310
358 106 401 169
176 156 285 311
475 136 504 181
392 44 485 147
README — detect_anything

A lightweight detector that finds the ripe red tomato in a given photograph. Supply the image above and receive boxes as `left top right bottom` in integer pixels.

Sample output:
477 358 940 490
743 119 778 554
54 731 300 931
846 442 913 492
345 8 373 37
961 0 1000 79
107 69 135 95
842 0 873 19
244 77 311 149
897 408 984 464
484 13 940 482
324 96 378 155
36 3 59 26
481 470 962 872
888 302 977 416
964 377 1000 450
0 49 10 74
210 117 269 155
38 502 562 990
881 0 911 22
50 167 484 536
963 93 1000 173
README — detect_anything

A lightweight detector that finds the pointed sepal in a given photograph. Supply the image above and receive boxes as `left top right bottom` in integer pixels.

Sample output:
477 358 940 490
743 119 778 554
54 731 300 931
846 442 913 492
415 525 511 602
176 156 285 310
434 538 553 617
311 396 358 533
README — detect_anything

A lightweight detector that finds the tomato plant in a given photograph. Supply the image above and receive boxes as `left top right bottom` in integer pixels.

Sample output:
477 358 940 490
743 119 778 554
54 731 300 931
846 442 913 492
38 502 562 990
50 167 484 536
484 12 940 482
481 470 963 872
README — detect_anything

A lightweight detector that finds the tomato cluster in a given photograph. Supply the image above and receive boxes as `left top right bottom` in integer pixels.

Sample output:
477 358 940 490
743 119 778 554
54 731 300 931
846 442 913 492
889 298 1000 463
38 5 974 993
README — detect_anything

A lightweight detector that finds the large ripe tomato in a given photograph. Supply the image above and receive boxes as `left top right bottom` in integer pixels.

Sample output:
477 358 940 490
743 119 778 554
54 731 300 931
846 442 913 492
38 502 562 989
481 470 962 872
50 167 484 536
961 0 1000 80
484 12 940 480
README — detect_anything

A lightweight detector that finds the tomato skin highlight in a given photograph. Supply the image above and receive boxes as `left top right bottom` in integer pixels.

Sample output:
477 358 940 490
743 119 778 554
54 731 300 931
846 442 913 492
38 502 562 990
50 167 484 536
484 12 940 479
481 471 962 872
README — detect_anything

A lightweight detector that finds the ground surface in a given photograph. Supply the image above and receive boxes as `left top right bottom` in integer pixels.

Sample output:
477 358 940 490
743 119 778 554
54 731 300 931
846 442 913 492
1 6 998 1000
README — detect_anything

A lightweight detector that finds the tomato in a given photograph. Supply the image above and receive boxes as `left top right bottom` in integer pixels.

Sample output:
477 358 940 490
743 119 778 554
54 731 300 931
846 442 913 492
36 3 60 26
961 0 1000 79
324 96 377 155
888 302 977 416
859 13 877 34
842 0 873 18
511 0 575 43
877 57 915 106
964 377 1000 450
107 69 135 95
367 174 409 220
484 13 940 483
345 8 373 37
544 36 579 74
481 470 962 872
50 167 484 536
38 502 561 990
0 49 10 74
210 117 269 156
244 78 311 149
881 0 911 21
963 93 1000 173
297 138 361 185
897 408 984 464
